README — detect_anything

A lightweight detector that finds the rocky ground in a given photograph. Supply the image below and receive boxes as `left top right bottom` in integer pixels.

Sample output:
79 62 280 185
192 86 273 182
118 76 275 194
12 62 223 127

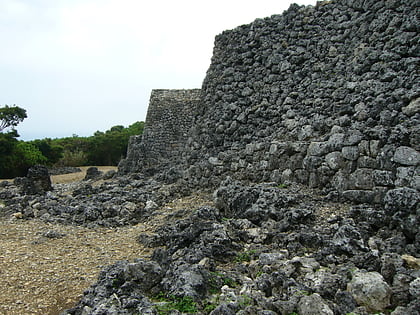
0 167 418 314
0 167 212 315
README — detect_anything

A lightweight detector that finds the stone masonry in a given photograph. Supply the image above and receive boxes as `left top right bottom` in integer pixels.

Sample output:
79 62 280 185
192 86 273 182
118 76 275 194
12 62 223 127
121 0 419 204
119 89 201 174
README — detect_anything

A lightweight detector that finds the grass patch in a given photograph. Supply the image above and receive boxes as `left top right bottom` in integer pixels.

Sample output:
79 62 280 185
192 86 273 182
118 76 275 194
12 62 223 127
234 250 256 263
154 293 197 314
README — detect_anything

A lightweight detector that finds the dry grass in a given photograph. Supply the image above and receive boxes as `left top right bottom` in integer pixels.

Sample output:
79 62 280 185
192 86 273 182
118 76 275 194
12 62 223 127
50 166 117 184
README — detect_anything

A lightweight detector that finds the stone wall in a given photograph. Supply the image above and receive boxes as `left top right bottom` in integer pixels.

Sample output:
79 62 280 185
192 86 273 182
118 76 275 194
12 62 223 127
123 0 419 204
119 89 201 174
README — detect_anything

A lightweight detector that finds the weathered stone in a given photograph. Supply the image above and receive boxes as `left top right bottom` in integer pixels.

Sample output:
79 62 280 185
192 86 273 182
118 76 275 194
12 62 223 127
342 190 376 204
395 166 418 188
373 170 394 187
258 252 288 266
358 156 378 169
393 146 420 166
307 142 331 156
84 167 103 180
402 98 420 116
409 278 420 298
347 271 391 312
3 1 420 314
325 152 344 170
384 187 419 213
351 169 374 190
342 146 359 161
297 293 334 315
16 165 52 195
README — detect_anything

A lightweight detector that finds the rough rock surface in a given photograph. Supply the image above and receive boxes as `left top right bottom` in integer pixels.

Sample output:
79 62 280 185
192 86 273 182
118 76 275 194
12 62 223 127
13 165 53 195
84 166 103 181
347 271 392 312
52 180 418 315
1 171 419 314
120 0 419 206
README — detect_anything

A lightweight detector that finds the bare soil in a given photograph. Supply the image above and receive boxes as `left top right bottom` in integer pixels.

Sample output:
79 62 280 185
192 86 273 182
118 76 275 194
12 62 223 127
2 166 117 184
0 167 212 315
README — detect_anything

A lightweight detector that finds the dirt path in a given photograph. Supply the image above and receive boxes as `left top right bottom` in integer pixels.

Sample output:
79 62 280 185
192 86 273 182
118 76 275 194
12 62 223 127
0 220 152 315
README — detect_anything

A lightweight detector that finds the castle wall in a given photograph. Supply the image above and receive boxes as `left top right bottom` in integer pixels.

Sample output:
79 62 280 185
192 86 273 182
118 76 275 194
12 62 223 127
122 0 419 204
184 0 419 203
118 89 201 173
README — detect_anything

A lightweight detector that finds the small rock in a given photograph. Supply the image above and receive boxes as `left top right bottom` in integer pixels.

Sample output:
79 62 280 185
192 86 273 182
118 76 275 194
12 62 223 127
42 230 66 239
402 254 420 269
391 306 408 315
297 293 334 315
12 212 23 219
409 278 420 298
145 200 159 211
258 251 288 265
402 98 420 116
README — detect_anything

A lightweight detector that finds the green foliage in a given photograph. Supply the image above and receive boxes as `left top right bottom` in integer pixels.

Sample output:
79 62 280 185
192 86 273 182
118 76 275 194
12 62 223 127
0 108 144 177
208 272 238 294
15 142 47 165
53 121 144 167
295 290 311 296
237 294 253 308
0 105 27 132
154 293 197 314
0 135 47 178
29 139 63 165
203 302 217 312
234 250 256 263
58 149 88 167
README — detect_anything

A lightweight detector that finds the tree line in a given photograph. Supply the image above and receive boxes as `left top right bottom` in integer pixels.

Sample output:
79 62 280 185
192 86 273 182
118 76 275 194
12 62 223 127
0 105 144 178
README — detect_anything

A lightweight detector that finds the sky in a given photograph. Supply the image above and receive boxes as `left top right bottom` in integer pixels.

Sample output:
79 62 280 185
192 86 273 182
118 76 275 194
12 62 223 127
0 0 316 140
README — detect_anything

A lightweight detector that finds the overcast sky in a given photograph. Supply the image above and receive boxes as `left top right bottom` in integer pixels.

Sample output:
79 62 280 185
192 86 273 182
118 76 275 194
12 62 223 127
0 0 316 140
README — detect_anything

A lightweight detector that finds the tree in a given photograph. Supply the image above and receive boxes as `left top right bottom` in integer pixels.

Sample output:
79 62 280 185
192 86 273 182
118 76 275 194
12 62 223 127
0 105 30 178
29 139 64 165
0 105 27 132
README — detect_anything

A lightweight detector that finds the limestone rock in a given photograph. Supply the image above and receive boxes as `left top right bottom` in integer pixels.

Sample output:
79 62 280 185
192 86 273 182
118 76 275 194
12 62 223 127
347 271 391 312
402 98 420 116
393 146 420 166
84 167 103 181
297 293 334 315
15 165 52 195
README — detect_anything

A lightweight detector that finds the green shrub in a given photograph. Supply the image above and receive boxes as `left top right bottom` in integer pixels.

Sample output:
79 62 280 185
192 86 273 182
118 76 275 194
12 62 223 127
154 293 197 314
234 250 256 263
57 149 88 167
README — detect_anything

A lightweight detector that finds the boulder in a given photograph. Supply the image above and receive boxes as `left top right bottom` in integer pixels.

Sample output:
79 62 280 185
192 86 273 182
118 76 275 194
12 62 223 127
297 293 334 315
84 167 103 180
347 271 391 312
15 165 52 195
